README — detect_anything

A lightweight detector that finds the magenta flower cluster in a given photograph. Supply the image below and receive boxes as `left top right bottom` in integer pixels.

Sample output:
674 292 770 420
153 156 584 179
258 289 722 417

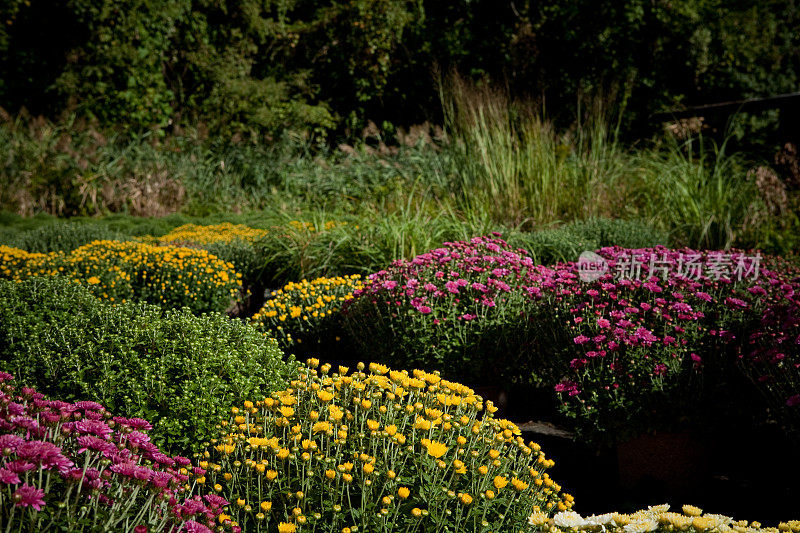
353 234 538 316
344 235 544 380
525 246 798 409
0 372 237 533
739 256 800 417
345 235 800 441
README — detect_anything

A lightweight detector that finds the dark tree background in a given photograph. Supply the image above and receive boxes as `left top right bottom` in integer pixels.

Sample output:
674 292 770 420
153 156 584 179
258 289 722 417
1 0 798 144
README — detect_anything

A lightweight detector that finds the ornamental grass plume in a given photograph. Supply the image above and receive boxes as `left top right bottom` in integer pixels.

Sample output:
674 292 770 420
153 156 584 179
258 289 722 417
0 372 236 533
190 359 571 532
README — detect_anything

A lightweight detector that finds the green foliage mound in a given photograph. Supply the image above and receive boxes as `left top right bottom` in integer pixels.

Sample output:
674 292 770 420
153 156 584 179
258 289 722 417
0 276 299 453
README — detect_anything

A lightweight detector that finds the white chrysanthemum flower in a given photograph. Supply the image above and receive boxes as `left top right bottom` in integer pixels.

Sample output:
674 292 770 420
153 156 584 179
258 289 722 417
624 519 658 533
554 511 587 529
666 513 694 528
585 514 615 526
683 504 703 517
528 512 550 527
613 513 632 526
648 504 670 514
705 514 734 528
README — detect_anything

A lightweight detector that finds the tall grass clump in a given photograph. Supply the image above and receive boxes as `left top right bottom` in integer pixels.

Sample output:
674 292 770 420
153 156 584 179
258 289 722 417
8 219 130 252
634 135 761 249
439 73 632 227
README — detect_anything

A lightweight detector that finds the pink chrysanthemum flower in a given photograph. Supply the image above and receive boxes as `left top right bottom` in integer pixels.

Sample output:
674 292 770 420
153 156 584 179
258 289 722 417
0 468 21 485
13 484 45 510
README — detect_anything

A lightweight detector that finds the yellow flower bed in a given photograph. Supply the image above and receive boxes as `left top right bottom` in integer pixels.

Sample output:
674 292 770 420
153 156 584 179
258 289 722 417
157 220 345 247
190 360 570 532
0 245 48 279
538 505 800 533
1 240 241 313
252 275 363 346
159 223 269 245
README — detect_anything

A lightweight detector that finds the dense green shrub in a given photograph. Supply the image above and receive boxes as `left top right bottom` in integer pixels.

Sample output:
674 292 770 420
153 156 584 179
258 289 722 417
561 218 670 249
0 211 58 243
0 277 299 453
512 228 597 266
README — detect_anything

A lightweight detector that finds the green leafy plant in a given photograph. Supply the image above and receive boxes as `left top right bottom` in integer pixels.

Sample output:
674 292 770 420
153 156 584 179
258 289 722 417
0 276 299 453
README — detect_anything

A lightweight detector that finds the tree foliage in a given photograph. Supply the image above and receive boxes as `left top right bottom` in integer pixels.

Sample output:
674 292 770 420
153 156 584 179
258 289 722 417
1 0 797 140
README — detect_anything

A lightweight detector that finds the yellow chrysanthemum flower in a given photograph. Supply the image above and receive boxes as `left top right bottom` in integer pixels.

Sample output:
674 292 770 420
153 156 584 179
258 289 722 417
424 440 448 458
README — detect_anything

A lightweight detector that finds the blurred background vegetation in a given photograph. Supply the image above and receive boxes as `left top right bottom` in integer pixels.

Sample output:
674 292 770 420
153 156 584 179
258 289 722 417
1 0 799 252
2 0 798 140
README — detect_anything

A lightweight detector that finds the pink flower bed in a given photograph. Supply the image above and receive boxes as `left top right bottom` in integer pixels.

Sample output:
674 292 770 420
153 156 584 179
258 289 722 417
344 235 800 443
0 372 237 533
